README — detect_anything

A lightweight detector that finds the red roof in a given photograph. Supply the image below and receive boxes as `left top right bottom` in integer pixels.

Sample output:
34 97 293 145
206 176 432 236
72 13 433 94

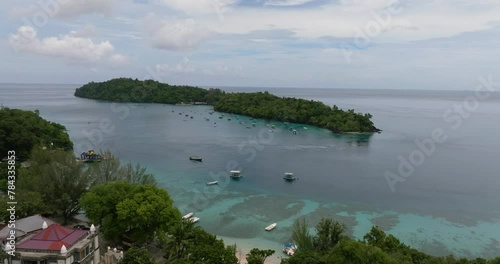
17 224 88 251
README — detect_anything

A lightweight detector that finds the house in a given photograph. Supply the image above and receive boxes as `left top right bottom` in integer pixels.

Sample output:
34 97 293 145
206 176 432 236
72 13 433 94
0 215 99 264
0 215 57 249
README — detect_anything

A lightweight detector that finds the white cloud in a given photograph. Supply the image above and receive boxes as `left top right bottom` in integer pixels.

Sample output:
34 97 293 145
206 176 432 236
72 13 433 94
10 0 116 19
264 0 315 7
159 0 238 15
9 26 128 65
143 14 211 50
156 57 195 73
69 25 97 38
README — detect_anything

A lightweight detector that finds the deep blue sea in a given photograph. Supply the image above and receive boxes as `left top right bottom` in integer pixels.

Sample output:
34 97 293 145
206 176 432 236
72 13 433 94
1 83 500 259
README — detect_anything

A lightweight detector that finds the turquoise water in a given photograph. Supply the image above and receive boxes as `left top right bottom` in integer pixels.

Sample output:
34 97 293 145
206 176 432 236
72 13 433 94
1 84 500 258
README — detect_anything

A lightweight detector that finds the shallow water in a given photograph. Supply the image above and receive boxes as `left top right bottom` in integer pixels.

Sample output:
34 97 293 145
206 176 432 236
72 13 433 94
1 83 500 258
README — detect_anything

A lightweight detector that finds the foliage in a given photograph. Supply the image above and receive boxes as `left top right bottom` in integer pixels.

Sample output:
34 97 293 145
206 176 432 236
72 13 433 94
0 107 73 160
161 222 238 264
74 78 225 105
214 92 378 133
73 78 379 133
86 150 156 186
80 181 180 244
292 218 314 251
284 218 500 264
246 248 275 264
0 191 48 222
313 218 346 251
17 148 88 224
118 247 156 264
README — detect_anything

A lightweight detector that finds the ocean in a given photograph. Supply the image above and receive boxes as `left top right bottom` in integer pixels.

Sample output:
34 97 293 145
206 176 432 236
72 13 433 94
1 83 500 259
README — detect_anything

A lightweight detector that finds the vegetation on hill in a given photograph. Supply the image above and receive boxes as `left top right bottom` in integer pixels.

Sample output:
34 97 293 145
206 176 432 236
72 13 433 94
74 78 379 133
74 78 224 104
0 107 73 160
214 91 378 132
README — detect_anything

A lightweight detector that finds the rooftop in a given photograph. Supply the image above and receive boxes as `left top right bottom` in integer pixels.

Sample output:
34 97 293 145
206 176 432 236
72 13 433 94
17 224 88 251
0 215 56 240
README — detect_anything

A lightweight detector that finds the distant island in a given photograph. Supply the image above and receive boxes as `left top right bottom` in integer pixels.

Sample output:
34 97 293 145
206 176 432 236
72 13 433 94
74 78 380 133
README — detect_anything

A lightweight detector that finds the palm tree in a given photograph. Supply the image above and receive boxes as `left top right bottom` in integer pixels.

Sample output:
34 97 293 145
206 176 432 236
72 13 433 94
163 220 195 261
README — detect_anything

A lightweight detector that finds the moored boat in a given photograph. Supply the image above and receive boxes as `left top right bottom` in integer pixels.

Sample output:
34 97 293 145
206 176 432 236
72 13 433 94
265 223 277 231
190 156 202 162
284 172 296 181
182 212 193 220
188 217 200 223
206 181 218 185
230 170 242 179
283 243 298 256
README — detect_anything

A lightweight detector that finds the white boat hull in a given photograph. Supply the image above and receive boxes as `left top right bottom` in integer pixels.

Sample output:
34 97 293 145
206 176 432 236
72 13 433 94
265 223 277 231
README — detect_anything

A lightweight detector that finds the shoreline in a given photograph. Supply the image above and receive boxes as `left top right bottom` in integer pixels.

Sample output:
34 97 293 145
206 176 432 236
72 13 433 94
220 236 285 264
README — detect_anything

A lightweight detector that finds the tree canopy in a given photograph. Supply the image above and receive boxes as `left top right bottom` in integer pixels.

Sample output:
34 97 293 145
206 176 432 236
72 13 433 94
0 107 73 160
74 78 224 104
17 148 89 224
118 247 156 264
80 181 180 244
284 218 499 264
214 92 378 133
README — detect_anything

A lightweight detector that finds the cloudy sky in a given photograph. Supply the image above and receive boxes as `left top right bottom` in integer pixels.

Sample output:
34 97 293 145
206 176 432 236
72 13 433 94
1 0 500 89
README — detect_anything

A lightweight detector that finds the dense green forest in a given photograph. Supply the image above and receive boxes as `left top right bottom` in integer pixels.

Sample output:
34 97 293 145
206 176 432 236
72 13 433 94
0 107 73 160
74 78 225 104
74 78 379 133
213 92 378 133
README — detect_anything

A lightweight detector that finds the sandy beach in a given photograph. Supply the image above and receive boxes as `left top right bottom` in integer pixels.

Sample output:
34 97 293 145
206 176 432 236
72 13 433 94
221 236 285 264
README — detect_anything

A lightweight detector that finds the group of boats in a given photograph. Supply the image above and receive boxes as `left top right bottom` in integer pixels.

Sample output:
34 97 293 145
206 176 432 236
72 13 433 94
181 212 199 223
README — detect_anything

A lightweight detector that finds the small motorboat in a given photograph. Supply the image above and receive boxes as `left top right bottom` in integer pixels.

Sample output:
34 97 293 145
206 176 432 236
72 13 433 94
190 156 202 162
265 223 277 231
188 217 200 223
182 212 193 220
284 172 296 181
230 170 242 179
206 181 218 185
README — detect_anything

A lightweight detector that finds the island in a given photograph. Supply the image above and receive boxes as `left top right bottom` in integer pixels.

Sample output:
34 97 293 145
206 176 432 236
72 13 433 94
74 78 380 133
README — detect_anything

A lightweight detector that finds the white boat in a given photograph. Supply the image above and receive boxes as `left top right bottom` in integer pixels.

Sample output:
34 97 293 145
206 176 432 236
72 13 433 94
206 181 218 185
188 217 200 223
284 172 296 181
230 170 242 178
182 212 193 220
265 223 277 231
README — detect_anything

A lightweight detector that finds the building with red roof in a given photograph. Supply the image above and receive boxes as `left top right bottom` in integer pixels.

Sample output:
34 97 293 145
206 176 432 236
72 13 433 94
1 216 99 264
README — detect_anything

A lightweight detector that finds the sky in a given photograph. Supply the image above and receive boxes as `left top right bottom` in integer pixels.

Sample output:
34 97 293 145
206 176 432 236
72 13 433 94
1 0 500 90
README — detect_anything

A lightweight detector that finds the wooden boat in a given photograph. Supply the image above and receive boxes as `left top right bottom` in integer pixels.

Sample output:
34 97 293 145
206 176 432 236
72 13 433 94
230 170 242 179
284 172 296 181
190 156 202 162
182 212 193 220
265 223 277 231
188 217 200 223
206 181 218 185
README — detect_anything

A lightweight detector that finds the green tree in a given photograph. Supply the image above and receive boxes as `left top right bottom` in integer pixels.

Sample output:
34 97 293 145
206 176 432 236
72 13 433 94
80 181 180 244
313 218 346 251
0 191 47 222
162 220 195 261
86 150 156 186
18 148 88 224
0 107 72 160
119 247 156 264
292 218 314 251
246 248 275 264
